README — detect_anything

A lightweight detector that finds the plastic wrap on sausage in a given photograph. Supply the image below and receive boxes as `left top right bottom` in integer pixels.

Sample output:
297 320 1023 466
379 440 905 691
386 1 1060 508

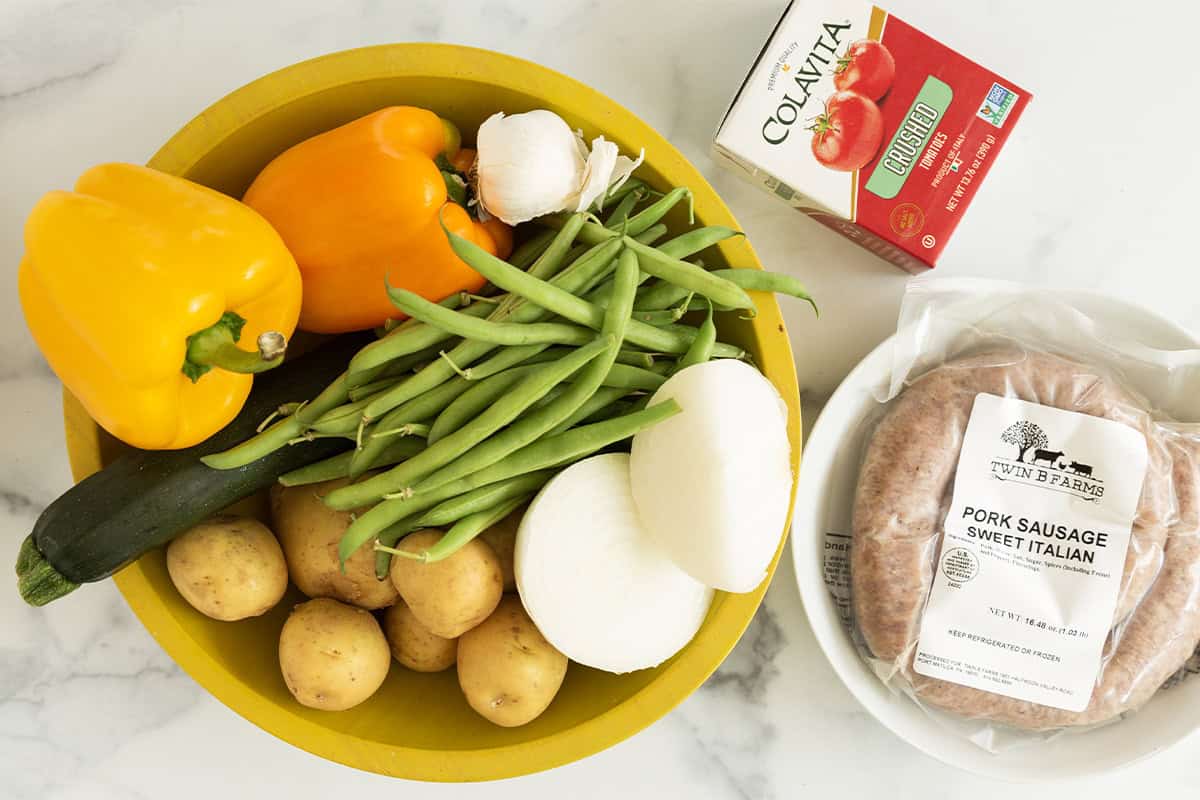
849 279 1200 739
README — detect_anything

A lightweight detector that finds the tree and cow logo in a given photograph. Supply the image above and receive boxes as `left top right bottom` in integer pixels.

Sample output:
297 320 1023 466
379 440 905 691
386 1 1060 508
996 420 1098 483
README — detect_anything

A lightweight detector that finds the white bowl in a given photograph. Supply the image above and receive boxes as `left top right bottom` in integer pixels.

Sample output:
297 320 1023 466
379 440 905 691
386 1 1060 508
791 289 1200 781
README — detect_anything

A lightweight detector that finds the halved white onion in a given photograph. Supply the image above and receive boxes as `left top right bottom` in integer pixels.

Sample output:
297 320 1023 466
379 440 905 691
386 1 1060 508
514 453 713 674
630 360 792 592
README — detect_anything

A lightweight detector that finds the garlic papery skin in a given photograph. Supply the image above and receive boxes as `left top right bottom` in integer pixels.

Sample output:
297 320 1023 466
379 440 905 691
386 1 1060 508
475 110 644 225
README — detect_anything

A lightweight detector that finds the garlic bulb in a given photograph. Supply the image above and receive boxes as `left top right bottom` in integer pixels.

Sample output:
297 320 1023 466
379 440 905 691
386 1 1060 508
475 110 643 225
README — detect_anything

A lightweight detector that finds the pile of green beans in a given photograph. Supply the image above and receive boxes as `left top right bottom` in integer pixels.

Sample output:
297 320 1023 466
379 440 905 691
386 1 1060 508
204 180 815 568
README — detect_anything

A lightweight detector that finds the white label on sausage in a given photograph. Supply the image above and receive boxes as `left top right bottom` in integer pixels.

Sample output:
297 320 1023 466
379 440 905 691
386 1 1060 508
913 393 1148 712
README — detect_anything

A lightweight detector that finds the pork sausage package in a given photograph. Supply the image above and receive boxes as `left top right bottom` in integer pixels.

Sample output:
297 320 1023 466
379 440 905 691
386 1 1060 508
842 277 1200 750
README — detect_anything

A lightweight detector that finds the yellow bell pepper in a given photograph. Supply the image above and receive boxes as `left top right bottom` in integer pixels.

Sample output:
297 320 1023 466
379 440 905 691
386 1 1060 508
18 163 302 450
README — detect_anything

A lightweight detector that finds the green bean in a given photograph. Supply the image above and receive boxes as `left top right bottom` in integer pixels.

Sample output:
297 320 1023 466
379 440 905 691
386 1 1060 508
524 383 568 414
559 242 590 270
376 374 473 424
588 398 638 423
346 299 495 382
496 237 623 322
307 397 376 436
444 232 635 334
492 214 585 320
615 350 655 368
279 451 355 487
428 368 536 445
524 386 584 419
373 530 409 577
202 371 354 469
384 494 531 564
361 238 624 421
347 376 402 402
348 375 478 477
547 385 631 435
635 279 691 311
327 338 612 510
574 260 624 299
633 306 687 326
636 267 817 314
624 186 692 228
528 353 669 388
585 226 740 309
385 287 595 347
508 229 557 269
631 223 668 248
253 402 303 434
466 343 554 378
567 187 693 244
347 489 462 566
478 346 563 370
278 437 425 487
604 188 644 228
527 213 585 280
593 177 646 211
676 299 715 372
312 371 440 435
387 291 469 335
430 356 667 446
444 227 741 357
411 345 554 388
605 362 668 390
350 340 461 397
337 398 682 561
654 296 736 316
635 285 730 314
361 341 496 422
717 269 818 314
622 236 753 310
371 422 431 440
310 365 445 434
656 225 742 259
397 343 553 400
414 470 554 529
370 469 555 576
584 274 648 308
378 296 469 338
412 249 639 495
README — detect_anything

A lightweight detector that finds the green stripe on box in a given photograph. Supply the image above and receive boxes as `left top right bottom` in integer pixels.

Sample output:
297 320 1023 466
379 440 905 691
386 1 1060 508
864 76 953 200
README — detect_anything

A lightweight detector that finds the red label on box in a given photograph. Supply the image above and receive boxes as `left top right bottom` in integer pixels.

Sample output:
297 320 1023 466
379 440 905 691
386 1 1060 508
853 14 1030 270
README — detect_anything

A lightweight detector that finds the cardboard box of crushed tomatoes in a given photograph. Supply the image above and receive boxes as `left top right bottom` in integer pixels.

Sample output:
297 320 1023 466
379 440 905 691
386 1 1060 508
714 0 1031 272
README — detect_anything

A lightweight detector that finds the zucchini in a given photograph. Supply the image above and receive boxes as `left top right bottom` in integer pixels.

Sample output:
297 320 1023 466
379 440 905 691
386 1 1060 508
17 334 371 606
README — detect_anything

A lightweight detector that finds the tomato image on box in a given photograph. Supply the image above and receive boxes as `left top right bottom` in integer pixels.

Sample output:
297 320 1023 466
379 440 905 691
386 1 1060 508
713 0 1031 272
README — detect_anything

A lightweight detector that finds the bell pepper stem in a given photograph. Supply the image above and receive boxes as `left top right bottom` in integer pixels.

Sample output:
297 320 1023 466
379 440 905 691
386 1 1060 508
182 311 287 383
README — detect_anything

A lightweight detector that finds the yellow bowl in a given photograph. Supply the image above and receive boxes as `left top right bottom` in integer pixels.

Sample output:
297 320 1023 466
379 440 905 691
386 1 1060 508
61 43 801 781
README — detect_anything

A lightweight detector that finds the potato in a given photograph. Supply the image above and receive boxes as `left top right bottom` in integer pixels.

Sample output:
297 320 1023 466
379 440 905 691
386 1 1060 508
166 515 287 621
270 479 398 610
382 601 456 672
457 596 568 727
388 529 502 638
278 597 391 711
480 505 522 592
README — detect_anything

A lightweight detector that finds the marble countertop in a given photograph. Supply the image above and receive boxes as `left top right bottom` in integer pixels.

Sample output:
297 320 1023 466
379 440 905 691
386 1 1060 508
4 0 1200 796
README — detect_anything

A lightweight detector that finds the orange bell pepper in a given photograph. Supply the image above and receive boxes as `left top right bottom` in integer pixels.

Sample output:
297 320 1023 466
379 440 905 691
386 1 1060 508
243 107 512 334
